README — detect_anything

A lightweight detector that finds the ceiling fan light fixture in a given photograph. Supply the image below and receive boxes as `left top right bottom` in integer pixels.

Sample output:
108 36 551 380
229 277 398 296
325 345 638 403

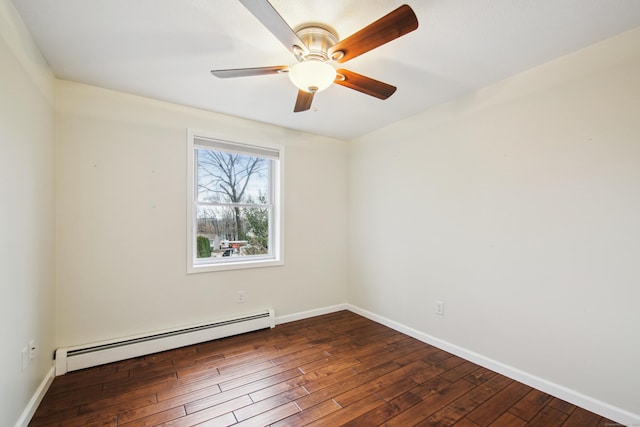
289 60 336 93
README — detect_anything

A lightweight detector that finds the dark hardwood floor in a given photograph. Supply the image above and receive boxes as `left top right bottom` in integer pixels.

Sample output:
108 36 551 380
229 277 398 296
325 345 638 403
30 310 615 426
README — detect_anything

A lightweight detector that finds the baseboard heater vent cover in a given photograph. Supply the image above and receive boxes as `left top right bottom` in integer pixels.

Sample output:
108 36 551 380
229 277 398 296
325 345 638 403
55 309 275 375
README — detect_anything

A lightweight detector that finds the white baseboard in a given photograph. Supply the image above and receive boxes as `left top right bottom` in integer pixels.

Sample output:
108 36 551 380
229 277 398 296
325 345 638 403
14 366 55 427
275 303 348 325
347 304 640 427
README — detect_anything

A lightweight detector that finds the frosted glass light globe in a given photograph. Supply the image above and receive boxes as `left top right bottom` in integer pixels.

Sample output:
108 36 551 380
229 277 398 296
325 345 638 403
289 60 336 93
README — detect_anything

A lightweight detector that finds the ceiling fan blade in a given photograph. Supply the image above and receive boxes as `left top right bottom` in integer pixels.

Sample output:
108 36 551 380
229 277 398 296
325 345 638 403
239 0 309 57
330 5 418 63
211 66 288 78
294 89 314 112
335 69 397 100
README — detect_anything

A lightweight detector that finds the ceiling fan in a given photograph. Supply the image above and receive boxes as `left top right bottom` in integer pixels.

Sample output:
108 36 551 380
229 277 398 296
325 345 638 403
211 1 419 112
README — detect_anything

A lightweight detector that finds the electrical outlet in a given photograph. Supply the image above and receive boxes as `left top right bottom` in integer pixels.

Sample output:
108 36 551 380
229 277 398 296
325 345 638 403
435 300 445 316
29 340 36 360
21 347 29 371
237 290 245 303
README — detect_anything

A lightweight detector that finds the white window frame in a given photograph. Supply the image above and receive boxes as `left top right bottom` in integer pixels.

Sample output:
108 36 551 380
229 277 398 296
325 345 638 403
186 129 284 273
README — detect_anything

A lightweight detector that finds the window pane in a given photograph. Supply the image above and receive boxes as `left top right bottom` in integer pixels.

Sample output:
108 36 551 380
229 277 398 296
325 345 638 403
196 205 270 258
196 149 270 204
241 206 270 256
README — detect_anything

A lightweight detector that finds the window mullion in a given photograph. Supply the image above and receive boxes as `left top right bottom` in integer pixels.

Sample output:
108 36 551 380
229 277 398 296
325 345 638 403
196 201 271 209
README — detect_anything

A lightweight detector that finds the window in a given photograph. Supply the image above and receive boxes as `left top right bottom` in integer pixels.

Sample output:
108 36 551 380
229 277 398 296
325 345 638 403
187 130 283 272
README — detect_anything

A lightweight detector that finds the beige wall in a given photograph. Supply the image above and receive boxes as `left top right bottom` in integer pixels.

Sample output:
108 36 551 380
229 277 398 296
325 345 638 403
55 81 349 347
0 0 56 425
349 28 640 419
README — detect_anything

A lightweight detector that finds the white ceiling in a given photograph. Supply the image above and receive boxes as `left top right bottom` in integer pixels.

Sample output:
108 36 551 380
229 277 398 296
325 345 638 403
11 0 640 140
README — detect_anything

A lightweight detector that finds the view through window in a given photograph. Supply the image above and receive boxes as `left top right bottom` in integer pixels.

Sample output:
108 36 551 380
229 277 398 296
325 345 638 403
188 132 282 272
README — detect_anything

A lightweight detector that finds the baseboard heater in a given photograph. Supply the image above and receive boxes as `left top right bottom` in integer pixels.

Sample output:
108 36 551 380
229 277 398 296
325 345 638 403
54 309 275 375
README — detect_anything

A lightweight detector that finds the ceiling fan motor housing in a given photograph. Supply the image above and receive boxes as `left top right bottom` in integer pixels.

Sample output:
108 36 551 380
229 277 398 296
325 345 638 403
294 26 339 61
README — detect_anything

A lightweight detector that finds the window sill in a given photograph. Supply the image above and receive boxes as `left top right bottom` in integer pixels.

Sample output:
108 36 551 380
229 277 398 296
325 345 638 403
187 257 284 274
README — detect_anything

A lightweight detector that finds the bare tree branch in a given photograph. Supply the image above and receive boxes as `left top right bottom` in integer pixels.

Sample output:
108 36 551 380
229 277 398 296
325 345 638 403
196 149 267 239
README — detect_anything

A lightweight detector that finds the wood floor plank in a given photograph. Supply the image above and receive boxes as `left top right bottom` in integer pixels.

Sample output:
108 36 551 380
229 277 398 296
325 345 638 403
184 368 302 414
270 343 333 366
385 379 476 427
508 389 553 421
422 372 514 426
77 388 157 413
156 375 222 402
562 407 607 427
234 386 307 421
174 351 224 370
526 405 569 427
271 399 341 427
465 381 532 426
305 394 387 427
118 405 186 427
488 412 527 427
597 417 619 427
409 360 449 385
440 360 482 383
454 418 482 427
218 363 297 392
47 365 125 392
190 411 237 427
295 361 400 410
334 359 433 407
279 349 335 373
118 383 223 424
375 377 421 402
547 396 577 414
433 354 467 372
343 391 422 427
354 344 428 372
33 393 154 427
247 374 305 402
233 401 299 427
101 371 177 393
29 406 80 426
297 354 360 377
390 342 445 367
424 348 456 364
157 395 250 427
29 311 614 427
464 367 497 385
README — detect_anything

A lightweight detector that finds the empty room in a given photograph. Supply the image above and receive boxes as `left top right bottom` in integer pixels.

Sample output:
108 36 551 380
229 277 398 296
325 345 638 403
1 0 639 426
